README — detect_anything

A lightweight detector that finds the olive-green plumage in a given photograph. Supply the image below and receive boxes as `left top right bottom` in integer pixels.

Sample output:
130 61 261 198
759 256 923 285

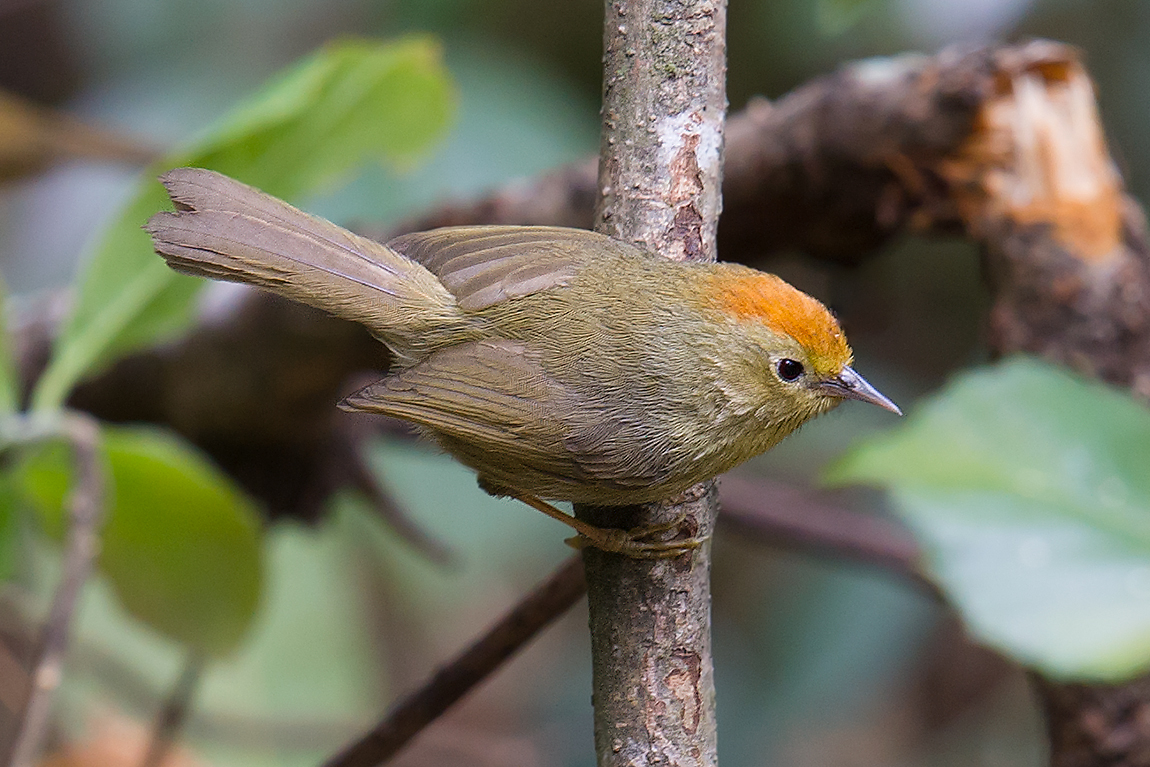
146 168 898 509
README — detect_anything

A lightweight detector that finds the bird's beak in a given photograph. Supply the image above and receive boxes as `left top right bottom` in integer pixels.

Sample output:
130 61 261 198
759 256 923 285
819 366 902 415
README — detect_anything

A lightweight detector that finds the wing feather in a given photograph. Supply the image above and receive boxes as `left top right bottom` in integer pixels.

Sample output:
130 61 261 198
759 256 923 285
343 338 680 499
387 225 651 310
342 339 583 471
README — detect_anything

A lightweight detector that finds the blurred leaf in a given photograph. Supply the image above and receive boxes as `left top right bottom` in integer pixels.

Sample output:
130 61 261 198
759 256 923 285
18 426 264 656
815 0 881 35
0 475 22 582
0 271 17 416
309 42 599 224
193 517 384 738
50 514 385 767
16 440 70 537
828 357 1150 680
31 36 455 412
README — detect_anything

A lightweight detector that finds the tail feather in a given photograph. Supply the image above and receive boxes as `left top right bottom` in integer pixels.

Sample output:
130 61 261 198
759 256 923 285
146 168 472 358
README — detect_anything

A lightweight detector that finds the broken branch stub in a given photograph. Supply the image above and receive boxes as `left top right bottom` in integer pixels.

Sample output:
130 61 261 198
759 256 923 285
929 44 1150 399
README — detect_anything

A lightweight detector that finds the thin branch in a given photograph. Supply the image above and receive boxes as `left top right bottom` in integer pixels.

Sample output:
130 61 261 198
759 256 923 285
140 651 204 767
716 475 936 594
323 555 586 767
337 433 454 566
0 89 159 182
6 413 104 767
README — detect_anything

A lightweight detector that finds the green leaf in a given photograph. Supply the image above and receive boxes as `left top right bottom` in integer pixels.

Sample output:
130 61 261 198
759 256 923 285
192 516 385 728
41 514 384 766
17 426 265 656
0 475 24 582
815 0 881 35
31 36 455 413
0 271 18 416
828 357 1150 680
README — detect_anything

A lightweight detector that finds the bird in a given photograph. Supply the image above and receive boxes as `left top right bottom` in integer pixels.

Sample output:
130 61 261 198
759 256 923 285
146 167 900 557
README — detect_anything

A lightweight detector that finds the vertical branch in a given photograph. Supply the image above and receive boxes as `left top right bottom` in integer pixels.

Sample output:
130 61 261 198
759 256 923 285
6 414 104 767
576 1 726 766
595 1 726 261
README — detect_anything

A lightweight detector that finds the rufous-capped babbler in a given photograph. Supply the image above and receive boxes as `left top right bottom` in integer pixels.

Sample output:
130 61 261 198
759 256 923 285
146 168 900 557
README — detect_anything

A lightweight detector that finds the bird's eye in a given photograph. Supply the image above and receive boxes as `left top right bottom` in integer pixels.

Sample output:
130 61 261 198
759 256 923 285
777 358 804 382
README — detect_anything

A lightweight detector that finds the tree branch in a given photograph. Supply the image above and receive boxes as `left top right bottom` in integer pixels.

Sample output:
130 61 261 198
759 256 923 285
716 475 937 595
946 44 1150 767
323 556 586 767
140 651 203 767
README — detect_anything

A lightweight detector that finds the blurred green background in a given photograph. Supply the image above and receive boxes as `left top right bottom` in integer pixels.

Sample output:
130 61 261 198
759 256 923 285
0 0 1145 765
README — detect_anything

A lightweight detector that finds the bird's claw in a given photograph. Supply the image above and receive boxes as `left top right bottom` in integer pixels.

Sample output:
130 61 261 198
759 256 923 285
563 513 704 559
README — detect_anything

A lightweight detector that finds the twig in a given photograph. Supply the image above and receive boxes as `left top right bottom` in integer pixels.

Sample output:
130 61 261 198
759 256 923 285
5 413 104 767
716 475 938 595
323 555 586 767
0 89 160 182
338 434 454 566
140 651 204 767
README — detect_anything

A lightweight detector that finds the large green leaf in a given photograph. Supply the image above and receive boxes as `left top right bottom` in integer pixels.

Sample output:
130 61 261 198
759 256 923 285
46 513 384 767
828 357 1150 680
19 426 264 656
31 36 455 412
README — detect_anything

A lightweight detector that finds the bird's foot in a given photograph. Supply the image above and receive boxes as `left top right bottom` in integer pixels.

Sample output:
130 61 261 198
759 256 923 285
508 492 704 559
563 516 703 559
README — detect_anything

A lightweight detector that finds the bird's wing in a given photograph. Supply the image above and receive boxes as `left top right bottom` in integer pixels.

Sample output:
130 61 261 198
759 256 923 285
387 226 650 310
345 337 681 498
342 338 596 482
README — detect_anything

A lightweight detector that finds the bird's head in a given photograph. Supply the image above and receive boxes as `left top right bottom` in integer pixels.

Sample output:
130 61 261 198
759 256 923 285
701 266 901 428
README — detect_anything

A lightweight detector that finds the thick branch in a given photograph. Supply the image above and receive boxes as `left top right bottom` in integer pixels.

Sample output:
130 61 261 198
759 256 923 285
944 45 1150 767
1033 675 1150 767
392 43 990 262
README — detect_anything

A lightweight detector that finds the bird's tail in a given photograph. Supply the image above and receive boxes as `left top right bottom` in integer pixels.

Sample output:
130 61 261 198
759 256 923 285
146 167 473 359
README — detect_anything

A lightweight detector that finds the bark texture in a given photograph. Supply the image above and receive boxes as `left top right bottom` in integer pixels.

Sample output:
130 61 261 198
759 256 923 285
1035 675 1150 767
577 486 719 767
573 1 726 765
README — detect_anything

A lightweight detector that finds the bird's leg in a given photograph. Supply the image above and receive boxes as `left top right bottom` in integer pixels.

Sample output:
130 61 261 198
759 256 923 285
511 493 702 559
